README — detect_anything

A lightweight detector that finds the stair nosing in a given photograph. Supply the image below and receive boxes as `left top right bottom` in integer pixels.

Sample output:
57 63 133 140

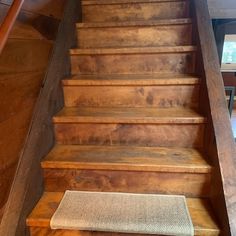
53 116 207 124
41 145 211 173
70 46 197 55
77 18 192 28
62 75 200 86
82 0 188 6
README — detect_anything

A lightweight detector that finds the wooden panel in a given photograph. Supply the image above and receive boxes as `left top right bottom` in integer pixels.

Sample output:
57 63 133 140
0 0 67 19
0 1 80 235
0 72 45 207
0 39 52 74
70 50 196 75
77 21 192 48
54 123 205 147
43 169 211 197
63 84 199 108
82 0 189 22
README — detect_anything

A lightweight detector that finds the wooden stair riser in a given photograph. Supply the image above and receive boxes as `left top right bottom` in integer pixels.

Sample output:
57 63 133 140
54 123 205 147
63 85 199 108
77 24 192 48
82 1 190 22
43 169 211 197
70 52 196 75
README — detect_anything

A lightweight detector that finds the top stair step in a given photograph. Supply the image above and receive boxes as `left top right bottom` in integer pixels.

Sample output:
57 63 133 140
82 0 189 5
81 0 190 22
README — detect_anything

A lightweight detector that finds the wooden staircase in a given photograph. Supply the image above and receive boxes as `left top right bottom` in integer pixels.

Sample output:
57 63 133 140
27 0 221 235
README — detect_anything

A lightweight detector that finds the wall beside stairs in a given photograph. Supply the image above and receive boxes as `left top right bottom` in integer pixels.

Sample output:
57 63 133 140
0 0 66 214
208 0 236 18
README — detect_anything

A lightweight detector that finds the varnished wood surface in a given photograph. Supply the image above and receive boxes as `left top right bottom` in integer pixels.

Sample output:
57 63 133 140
82 0 189 22
77 18 192 28
63 84 199 108
54 123 205 147
44 169 210 196
1 0 67 19
194 0 236 234
53 107 206 124
42 145 211 173
27 192 220 236
70 46 197 55
63 74 200 85
0 0 80 235
77 20 192 48
70 49 196 75
0 0 24 53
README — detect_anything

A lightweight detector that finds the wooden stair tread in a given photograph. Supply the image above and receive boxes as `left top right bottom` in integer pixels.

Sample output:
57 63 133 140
82 0 187 5
27 192 220 235
70 46 197 55
77 18 192 28
42 145 211 173
63 74 200 86
53 107 206 124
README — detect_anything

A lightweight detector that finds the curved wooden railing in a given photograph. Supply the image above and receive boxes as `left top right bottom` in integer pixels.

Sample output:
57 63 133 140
0 0 24 53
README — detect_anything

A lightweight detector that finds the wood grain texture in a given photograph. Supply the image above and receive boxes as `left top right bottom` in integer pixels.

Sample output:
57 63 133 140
43 169 211 197
0 0 67 19
0 0 80 235
63 74 200 86
63 84 199 108
54 123 205 148
42 145 211 173
0 0 63 215
53 107 206 124
82 0 189 22
0 0 23 53
77 21 192 48
27 192 220 236
70 48 196 75
194 0 236 234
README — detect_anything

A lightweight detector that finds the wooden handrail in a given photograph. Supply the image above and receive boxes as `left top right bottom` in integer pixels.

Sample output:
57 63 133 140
193 0 236 234
0 0 24 53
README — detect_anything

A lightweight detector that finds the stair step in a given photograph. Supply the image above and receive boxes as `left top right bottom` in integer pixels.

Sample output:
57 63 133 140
27 192 220 236
82 0 189 23
70 46 196 55
77 18 192 28
63 74 200 108
53 107 206 124
82 0 189 5
63 74 200 86
42 145 211 173
42 145 211 196
70 46 196 75
53 107 206 147
76 19 192 48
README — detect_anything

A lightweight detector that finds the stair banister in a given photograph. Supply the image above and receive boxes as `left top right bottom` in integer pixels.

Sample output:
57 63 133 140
0 0 24 53
193 0 236 234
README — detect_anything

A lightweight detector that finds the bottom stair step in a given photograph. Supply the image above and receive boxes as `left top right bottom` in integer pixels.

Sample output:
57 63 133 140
27 192 220 236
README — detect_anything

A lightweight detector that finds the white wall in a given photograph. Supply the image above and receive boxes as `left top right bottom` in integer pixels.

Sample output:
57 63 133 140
208 0 236 18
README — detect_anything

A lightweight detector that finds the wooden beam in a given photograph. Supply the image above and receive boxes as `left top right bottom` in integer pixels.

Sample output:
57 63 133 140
194 0 236 235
